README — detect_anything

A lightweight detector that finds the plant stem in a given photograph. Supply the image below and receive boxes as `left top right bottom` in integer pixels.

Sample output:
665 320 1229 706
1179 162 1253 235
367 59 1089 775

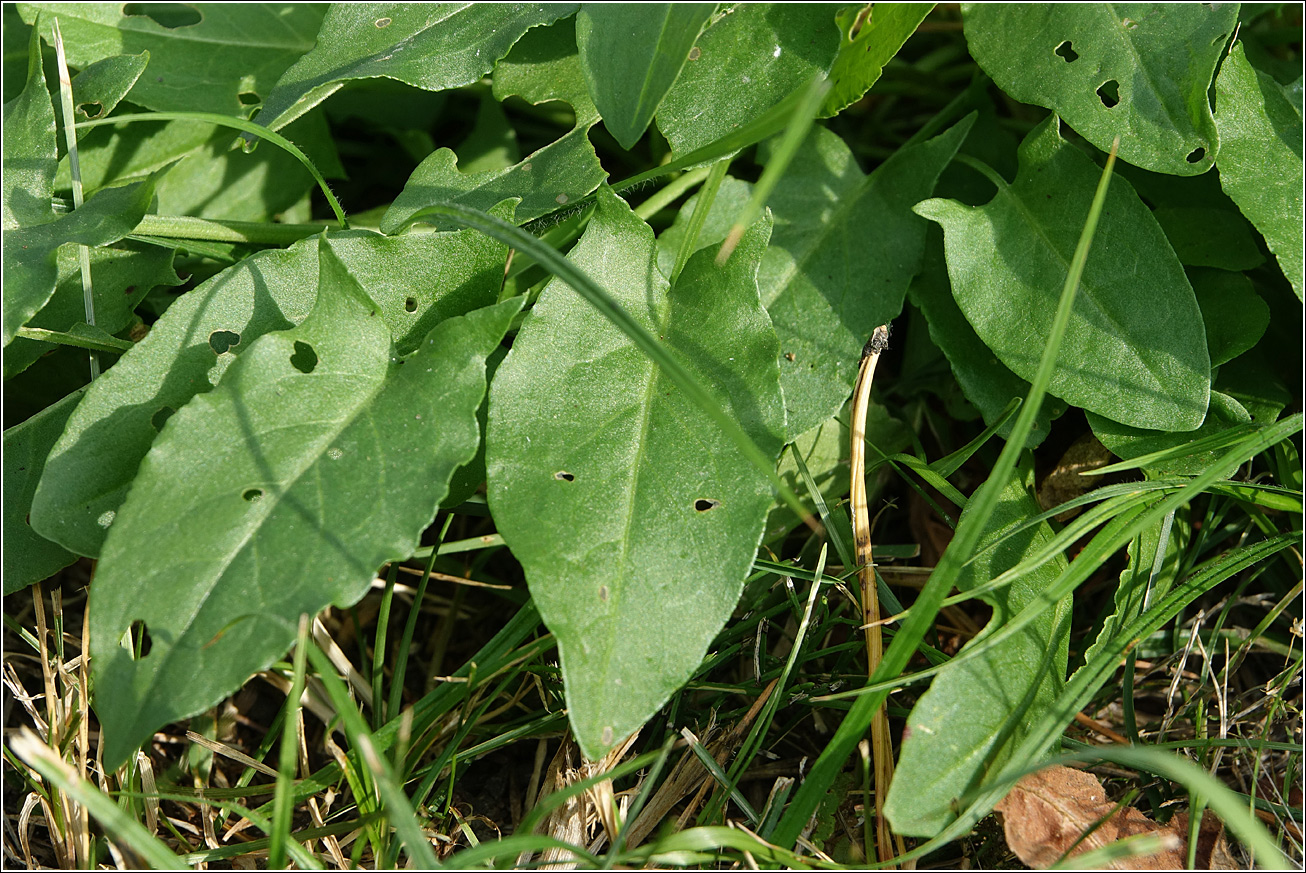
849 323 906 866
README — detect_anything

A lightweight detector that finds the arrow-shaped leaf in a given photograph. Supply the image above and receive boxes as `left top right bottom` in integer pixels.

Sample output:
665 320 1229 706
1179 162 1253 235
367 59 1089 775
90 242 521 768
486 187 785 759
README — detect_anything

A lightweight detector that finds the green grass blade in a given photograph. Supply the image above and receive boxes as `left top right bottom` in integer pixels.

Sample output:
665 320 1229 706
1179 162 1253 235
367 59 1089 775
671 158 730 283
896 528 1298 865
10 729 186 870
772 137 1123 847
74 111 348 226
269 615 311 869
716 74 830 264
303 643 441 869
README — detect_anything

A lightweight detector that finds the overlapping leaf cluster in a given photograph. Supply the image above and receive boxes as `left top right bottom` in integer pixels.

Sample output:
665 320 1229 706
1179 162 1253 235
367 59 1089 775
3 2 1300 844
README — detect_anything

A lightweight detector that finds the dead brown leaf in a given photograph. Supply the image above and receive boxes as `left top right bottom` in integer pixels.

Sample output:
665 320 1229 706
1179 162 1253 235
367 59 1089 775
994 765 1235 869
1037 433 1116 521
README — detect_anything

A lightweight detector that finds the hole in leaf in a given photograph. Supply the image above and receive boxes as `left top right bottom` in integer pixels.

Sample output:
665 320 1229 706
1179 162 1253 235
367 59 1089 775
694 498 721 512
150 406 175 431
1097 80 1120 108
375 16 392 27
1054 40 1078 62
404 296 418 313
1186 147 1206 163
290 340 318 373
598 585 609 602
237 91 260 106
208 329 240 354
243 488 263 502
688 46 701 61
554 471 575 482
128 620 153 658
77 101 104 119
123 3 201 27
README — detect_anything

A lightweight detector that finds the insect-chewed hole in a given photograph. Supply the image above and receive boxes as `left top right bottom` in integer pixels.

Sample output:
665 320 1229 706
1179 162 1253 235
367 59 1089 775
128 620 153 658
242 488 263 503
554 471 575 482
598 585 610 602
290 340 318 373
404 296 418 313
208 329 240 354
1097 79 1120 108
375 16 392 27
1186 147 1206 164
124 3 201 27
694 498 721 512
150 406 175 431
1054 40 1078 62
688 46 701 61
237 91 260 106
77 101 104 119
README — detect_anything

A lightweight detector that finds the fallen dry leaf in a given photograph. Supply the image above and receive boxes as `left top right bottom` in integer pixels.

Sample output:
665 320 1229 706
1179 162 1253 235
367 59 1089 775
994 764 1235 869
1037 433 1116 521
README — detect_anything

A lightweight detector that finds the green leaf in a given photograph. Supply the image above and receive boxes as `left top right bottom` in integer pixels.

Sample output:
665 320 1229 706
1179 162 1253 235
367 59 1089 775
907 229 1066 447
1218 344 1292 429
381 18 604 234
1086 344 1292 478
151 111 341 222
3 175 159 348
68 50 148 120
1152 206 1266 271
54 115 211 191
1215 41 1304 299
1088 391 1252 478
3 23 56 234
760 117 974 438
1112 163 1265 271
2 22 58 345
31 218 511 558
1079 514 1178 676
486 188 785 759
821 3 932 117
654 174 752 280
4 242 181 379
576 3 713 150
655 4 840 156
960 3 1237 175
454 93 520 174
256 3 575 132
89 246 522 769
18 323 133 355
19 3 325 115
916 116 1211 431
885 464 1071 838
3 390 82 594
1190 267 1269 367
